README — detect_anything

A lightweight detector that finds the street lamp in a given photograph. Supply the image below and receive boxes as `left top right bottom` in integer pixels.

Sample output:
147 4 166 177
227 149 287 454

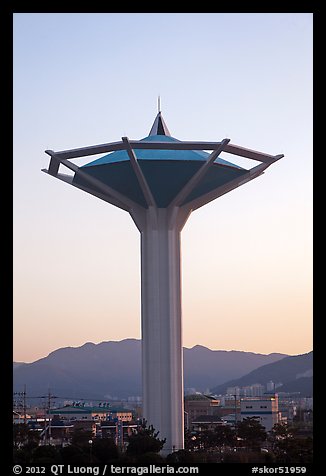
88 439 93 464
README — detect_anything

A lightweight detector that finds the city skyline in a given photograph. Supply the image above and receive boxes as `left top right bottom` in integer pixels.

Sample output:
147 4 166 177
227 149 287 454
13 13 312 362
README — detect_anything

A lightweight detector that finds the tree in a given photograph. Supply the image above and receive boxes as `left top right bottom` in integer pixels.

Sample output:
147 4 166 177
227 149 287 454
166 449 199 464
31 445 62 465
184 425 236 452
70 428 94 448
60 445 91 465
135 452 166 464
91 438 120 463
126 422 166 456
195 429 215 450
269 422 313 464
184 429 197 450
13 424 40 449
167 448 218 463
272 435 313 464
223 450 267 463
270 423 292 439
214 425 236 448
13 424 41 465
237 417 267 449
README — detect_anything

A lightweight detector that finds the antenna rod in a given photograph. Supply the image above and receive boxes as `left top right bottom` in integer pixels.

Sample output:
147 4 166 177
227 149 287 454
158 95 161 113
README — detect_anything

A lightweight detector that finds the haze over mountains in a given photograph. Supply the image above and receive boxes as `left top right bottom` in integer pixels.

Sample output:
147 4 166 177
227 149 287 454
211 351 313 396
183 345 286 392
13 339 289 399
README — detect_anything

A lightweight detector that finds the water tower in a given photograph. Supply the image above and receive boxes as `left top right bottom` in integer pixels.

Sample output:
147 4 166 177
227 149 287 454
43 110 283 454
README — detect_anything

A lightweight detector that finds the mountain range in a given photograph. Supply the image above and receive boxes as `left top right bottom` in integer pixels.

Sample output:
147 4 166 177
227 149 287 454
13 339 311 399
211 351 313 396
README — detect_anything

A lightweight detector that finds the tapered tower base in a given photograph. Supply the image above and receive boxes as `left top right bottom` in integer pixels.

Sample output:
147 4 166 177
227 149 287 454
132 206 190 454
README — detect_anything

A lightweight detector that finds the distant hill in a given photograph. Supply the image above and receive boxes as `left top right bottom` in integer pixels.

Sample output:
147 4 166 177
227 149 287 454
13 362 27 370
183 345 285 391
13 339 142 400
13 339 286 399
210 351 313 397
279 377 313 395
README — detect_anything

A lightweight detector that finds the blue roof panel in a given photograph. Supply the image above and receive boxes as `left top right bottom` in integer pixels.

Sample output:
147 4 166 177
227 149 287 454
82 135 243 170
73 160 247 208
74 123 248 207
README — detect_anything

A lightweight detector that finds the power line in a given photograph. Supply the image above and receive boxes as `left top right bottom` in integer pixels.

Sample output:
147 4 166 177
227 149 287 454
21 396 117 402
41 389 58 445
13 386 27 424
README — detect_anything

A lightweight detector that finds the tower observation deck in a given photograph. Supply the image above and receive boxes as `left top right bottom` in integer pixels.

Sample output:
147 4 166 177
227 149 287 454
43 111 283 454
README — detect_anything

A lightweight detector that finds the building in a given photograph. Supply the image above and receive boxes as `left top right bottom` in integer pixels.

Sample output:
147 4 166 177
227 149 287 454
184 388 198 396
214 396 241 422
40 417 74 446
299 397 313 410
240 394 280 431
226 387 241 397
220 413 237 426
227 383 266 398
191 414 224 432
266 381 275 392
100 420 138 447
48 405 133 422
242 384 265 397
184 395 220 430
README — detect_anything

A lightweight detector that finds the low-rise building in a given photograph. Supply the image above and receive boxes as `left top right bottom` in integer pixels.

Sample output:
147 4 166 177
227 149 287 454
184 395 220 430
48 405 133 422
100 420 138 444
191 414 224 432
213 396 241 423
240 394 280 431
41 417 74 446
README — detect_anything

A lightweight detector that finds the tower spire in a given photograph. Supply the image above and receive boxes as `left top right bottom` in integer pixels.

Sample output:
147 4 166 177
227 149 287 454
149 103 171 136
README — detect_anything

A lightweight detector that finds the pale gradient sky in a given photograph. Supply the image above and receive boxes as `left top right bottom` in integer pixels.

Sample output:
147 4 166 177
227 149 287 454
13 13 313 363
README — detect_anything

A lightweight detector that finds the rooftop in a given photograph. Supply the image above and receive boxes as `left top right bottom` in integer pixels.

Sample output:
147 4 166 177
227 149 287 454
73 112 248 208
192 415 223 423
48 405 133 415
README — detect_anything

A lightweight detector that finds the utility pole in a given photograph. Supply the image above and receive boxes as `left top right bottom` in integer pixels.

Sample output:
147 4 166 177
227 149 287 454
48 389 52 444
40 389 57 445
115 420 124 449
23 384 27 425
233 394 237 436
233 392 246 440
43 397 47 445
13 387 27 424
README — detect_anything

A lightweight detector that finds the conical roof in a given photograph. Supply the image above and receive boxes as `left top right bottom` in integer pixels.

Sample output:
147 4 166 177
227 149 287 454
73 113 248 208
148 112 171 136
82 113 240 168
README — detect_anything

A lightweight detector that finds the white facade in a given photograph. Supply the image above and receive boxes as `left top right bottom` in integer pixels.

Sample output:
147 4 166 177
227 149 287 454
240 394 279 431
266 381 275 392
242 383 265 397
299 397 313 410
226 386 241 397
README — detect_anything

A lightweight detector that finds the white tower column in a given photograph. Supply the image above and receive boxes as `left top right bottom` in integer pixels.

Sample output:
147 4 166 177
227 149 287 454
133 206 190 454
